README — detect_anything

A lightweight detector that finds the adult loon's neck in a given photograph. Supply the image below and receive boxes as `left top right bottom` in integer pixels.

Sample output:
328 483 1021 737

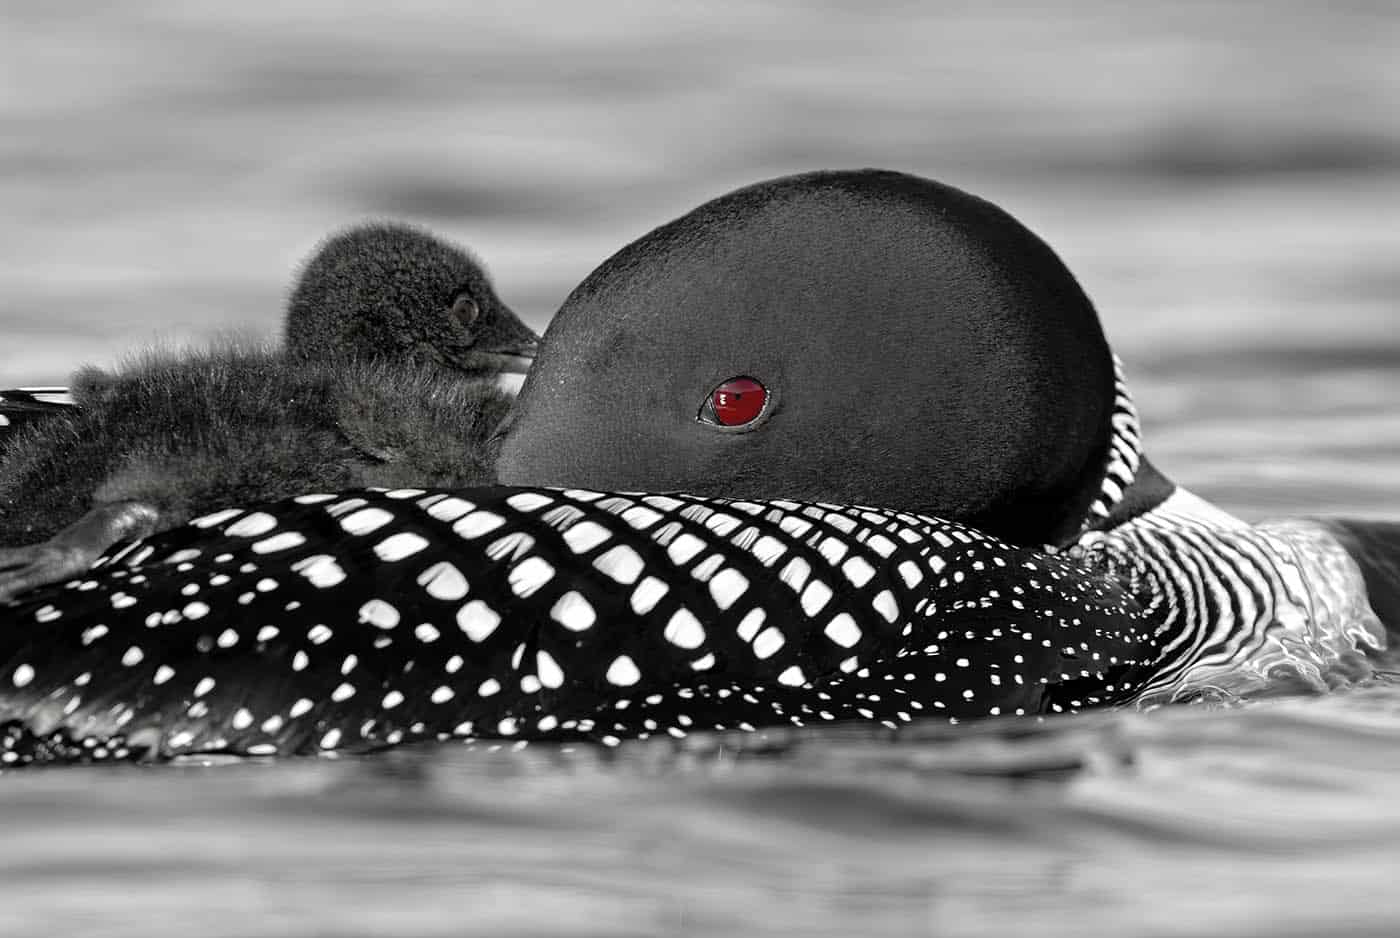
1075 483 1385 705
1072 357 1178 542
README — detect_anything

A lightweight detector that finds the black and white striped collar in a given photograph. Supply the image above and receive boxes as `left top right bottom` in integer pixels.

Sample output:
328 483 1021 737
1079 355 1143 534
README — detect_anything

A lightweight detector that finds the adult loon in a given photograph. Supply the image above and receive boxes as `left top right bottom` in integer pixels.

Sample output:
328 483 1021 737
0 170 1389 765
0 222 538 596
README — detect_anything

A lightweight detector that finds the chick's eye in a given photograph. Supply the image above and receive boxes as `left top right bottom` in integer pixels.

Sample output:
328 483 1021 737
699 376 767 427
450 293 480 326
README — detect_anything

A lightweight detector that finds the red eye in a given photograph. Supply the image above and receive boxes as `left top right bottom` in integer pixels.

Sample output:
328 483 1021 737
703 376 767 427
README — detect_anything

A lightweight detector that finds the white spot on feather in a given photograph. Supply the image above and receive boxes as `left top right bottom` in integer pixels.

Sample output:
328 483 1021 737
689 553 723 582
824 613 862 648
605 655 641 686
620 506 662 529
191 508 243 529
867 534 896 558
486 531 535 562
562 519 611 553
225 512 278 538
872 590 898 623
373 532 430 562
340 507 395 536
752 627 785 659
630 576 669 614
736 607 766 642
536 650 565 689
663 608 706 649
592 544 644 584
750 535 787 566
800 579 832 616
817 537 848 565
666 533 706 565
359 599 400 629
426 497 475 522
252 532 306 555
508 556 555 597
841 556 876 587
506 491 553 512
708 568 749 610
453 511 505 539
777 666 806 687
456 601 500 641
778 557 811 592
704 513 741 536
550 591 595 631
417 561 468 600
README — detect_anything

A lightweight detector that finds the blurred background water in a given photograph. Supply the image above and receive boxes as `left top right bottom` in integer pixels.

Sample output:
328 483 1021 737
2 1 1399 935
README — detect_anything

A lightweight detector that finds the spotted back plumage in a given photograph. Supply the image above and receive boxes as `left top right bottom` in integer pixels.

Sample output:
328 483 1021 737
0 486 1164 764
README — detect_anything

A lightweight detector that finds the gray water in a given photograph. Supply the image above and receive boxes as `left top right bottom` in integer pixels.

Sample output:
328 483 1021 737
2 2 1400 935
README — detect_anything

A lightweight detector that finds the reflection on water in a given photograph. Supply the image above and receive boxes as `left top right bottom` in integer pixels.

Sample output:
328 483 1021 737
1 2 1399 935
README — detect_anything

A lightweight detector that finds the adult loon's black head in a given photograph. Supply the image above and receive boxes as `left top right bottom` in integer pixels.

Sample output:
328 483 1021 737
498 169 1116 547
284 222 540 378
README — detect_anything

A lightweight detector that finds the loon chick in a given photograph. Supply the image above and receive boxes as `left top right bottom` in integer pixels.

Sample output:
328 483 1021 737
0 223 537 597
0 223 536 445
0 170 1388 765
284 222 538 378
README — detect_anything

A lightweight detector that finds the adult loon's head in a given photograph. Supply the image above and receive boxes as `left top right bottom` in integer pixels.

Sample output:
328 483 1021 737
497 169 1124 547
284 222 540 378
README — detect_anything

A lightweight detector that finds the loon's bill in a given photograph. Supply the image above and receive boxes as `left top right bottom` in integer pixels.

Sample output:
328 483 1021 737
0 485 1163 765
